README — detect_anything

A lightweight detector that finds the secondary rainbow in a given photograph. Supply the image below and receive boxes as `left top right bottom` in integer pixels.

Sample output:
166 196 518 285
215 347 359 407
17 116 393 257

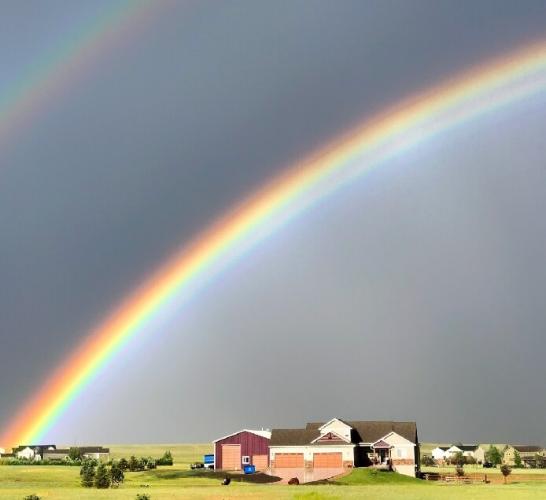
0 0 167 152
2 40 546 447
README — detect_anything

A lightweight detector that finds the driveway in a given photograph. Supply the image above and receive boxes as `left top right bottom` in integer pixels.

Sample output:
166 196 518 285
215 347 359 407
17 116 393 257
266 467 345 484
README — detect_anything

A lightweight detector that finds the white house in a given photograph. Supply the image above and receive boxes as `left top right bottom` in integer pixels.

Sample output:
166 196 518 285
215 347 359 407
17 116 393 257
444 444 485 463
431 446 449 462
269 418 419 477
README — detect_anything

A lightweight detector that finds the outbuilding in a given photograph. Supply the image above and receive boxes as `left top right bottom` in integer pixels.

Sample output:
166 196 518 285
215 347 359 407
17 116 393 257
213 429 271 471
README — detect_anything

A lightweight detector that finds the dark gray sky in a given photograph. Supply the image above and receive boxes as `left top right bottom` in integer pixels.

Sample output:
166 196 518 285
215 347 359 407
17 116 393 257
2 0 546 445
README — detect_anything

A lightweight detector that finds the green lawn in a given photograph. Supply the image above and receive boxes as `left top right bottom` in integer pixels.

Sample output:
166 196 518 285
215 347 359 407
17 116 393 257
3 445 546 499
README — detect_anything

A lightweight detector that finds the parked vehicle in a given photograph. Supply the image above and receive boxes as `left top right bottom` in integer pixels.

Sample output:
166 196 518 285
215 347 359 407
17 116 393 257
204 454 214 470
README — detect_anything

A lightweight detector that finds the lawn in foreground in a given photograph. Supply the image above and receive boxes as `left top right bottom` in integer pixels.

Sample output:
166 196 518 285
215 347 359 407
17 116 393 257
4 466 546 499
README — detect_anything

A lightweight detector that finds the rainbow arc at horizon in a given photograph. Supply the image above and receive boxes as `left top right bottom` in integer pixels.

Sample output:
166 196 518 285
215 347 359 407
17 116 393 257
2 35 546 446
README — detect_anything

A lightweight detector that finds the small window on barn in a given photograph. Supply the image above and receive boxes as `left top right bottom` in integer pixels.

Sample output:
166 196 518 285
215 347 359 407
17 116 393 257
242 456 250 465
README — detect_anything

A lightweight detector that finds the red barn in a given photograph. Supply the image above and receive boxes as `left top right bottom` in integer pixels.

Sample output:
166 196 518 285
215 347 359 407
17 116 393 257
213 429 271 471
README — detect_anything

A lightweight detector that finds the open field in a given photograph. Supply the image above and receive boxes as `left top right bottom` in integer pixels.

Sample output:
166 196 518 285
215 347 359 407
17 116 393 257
3 445 546 499
107 443 213 466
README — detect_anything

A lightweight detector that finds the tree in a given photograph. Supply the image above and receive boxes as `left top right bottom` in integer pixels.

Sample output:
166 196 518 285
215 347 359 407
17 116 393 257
455 466 465 477
110 461 125 487
80 460 96 488
158 450 173 466
451 451 465 467
95 463 111 489
119 458 129 471
514 450 522 468
147 457 157 470
500 464 511 484
129 455 139 472
421 455 436 467
69 447 82 461
485 445 502 466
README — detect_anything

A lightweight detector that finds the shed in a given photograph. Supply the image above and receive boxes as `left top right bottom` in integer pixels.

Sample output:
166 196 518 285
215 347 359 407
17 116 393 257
213 429 271 471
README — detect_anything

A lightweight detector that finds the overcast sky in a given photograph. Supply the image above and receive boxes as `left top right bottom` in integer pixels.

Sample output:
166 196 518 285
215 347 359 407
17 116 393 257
2 0 546 445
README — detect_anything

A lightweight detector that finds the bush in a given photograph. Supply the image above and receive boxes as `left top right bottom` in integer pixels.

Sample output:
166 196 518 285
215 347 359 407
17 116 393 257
23 495 41 500
110 462 125 487
421 455 436 467
80 460 96 488
136 494 150 500
95 463 111 489
455 466 465 477
500 464 512 484
157 450 173 466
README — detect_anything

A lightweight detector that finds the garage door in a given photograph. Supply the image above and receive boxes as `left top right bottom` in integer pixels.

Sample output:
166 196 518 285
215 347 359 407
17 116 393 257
274 453 304 468
313 452 342 468
252 455 268 470
221 444 241 470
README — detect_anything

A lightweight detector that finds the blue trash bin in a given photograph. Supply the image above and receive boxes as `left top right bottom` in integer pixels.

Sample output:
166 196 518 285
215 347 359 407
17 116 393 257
244 465 256 474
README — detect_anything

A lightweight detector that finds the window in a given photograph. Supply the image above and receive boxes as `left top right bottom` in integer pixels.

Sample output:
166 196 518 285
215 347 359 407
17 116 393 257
242 456 250 465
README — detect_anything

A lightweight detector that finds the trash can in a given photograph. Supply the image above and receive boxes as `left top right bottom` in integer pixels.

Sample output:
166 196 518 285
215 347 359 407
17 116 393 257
244 465 256 474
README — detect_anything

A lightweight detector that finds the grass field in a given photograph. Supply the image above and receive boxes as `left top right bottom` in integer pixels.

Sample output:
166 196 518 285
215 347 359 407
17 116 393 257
3 444 546 499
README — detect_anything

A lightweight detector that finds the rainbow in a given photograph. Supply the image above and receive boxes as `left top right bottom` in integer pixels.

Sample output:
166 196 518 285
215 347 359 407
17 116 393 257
2 40 546 447
0 0 168 152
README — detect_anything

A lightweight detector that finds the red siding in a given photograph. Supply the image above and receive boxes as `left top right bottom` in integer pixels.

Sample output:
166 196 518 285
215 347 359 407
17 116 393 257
214 431 270 470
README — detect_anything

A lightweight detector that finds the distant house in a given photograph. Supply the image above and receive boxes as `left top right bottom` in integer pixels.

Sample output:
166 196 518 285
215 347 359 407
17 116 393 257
444 444 484 463
79 447 110 461
213 430 271 471
269 418 419 477
13 445 56 461
431 446 450 462
503 445 545 467
43 449 71 461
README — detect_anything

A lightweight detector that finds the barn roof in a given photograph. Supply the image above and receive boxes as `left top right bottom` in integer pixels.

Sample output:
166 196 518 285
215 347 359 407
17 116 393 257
213 429 271 443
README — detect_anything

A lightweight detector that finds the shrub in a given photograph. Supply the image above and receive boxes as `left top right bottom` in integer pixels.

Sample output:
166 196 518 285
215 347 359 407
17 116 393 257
129 456 139 472
421 455 436 467
157 450 173 466
23 495 41 500
136 494 151 500
95 463 111 489
110 461 125 487
80 460 96 488
500 464 512 484
455 466 465 477
514 450 523 468
119 458 129 470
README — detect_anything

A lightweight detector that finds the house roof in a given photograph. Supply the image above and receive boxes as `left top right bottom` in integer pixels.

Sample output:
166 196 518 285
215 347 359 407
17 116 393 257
453 444 478 452
13 445 56 452
512 445 543 453
307 420 417 445
270 429 321 446
213 429 271 443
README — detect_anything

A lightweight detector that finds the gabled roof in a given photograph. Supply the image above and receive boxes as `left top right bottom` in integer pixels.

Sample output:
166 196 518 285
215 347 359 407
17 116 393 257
456 444 479 452
307 420 417 445
213 429 271 443
372 439 392 449
310 430 351 444
317 418 352 431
